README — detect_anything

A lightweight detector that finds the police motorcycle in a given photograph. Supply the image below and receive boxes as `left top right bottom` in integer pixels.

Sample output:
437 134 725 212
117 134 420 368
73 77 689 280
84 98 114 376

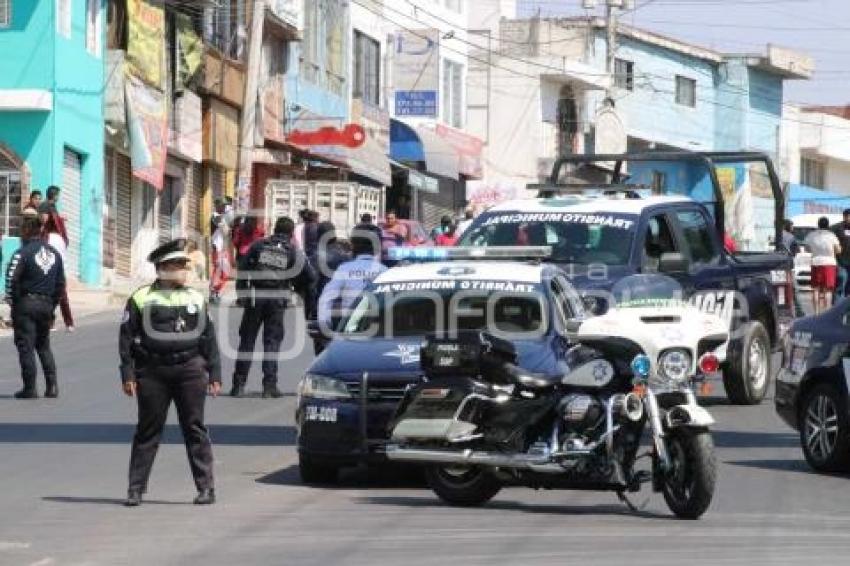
385 274 727 519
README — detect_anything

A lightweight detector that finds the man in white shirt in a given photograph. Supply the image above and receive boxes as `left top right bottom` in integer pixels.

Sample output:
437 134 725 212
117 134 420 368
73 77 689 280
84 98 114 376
804 216 842 315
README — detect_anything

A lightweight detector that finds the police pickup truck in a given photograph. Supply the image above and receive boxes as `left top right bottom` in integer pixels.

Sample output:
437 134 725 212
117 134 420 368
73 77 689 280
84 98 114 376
459 151 795 405
295 250 587 483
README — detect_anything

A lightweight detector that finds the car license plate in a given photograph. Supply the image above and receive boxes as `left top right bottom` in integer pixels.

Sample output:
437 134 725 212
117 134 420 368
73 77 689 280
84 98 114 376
790 347 807 374
305 406 338 423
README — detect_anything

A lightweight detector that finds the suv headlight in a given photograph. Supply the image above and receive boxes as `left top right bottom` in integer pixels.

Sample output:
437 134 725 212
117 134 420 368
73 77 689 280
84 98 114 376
658 349 692 383
298 374 352 400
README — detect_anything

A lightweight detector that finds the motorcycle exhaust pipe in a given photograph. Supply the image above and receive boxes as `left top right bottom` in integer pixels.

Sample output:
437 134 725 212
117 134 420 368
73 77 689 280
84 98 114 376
384 445 567 474
613 392 644 423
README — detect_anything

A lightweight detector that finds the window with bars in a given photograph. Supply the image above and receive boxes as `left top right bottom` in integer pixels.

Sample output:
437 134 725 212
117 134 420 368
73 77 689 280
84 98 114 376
57 0 71 38
442 59 464 129
353 30 380 106
0 0 10 28
204 0 245 60
614 58 634 91
300 1 346 95
675 75 696 107
801 157 826 189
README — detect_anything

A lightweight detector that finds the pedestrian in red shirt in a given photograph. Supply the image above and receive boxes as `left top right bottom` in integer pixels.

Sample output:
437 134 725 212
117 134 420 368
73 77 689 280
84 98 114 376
232 215 265 263
435 223 459 247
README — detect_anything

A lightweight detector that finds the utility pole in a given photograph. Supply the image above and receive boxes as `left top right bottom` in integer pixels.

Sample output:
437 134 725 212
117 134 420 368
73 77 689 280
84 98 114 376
605 0 620 98
236 0 266 213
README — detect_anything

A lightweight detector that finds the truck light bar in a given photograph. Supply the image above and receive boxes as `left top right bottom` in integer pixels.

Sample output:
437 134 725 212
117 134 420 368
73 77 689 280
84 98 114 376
387 246 552 262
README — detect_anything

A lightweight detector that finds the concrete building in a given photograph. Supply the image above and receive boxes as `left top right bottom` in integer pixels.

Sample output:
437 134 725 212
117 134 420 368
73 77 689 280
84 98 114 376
0 0 105 286
781 103 850 217
465 16 812 211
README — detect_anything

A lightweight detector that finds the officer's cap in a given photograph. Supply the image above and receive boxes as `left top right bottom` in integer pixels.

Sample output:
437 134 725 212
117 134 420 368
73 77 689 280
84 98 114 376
148 238 191 265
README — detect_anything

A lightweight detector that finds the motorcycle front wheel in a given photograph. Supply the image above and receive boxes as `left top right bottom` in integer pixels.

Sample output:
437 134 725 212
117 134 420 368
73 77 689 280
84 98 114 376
660 429 716 520
425 465 502 507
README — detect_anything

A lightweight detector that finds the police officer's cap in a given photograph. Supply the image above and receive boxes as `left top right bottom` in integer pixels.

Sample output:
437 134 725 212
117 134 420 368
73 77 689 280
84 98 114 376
148 238 191 265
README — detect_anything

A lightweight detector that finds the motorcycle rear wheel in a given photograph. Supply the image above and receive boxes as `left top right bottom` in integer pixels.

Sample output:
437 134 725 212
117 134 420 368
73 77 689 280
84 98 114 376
425 465 502 507
661 429 716 520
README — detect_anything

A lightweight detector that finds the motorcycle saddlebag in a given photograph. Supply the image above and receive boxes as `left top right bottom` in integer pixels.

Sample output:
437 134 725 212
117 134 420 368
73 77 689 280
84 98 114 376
390 377 492 442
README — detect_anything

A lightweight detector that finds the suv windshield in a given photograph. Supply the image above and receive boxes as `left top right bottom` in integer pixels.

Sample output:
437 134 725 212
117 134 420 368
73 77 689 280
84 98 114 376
460 211 638 265
342 288 548 339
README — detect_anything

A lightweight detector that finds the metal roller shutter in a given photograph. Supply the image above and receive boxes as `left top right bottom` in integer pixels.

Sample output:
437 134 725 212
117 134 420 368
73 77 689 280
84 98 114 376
159 178 173 244
419 181 455 233
186 162 202 238
115 152 132 277
62 148 83 278
102 148 116 270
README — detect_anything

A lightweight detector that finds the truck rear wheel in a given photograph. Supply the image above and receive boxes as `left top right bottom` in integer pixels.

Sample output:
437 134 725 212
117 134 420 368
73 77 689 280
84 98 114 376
723 321 771 405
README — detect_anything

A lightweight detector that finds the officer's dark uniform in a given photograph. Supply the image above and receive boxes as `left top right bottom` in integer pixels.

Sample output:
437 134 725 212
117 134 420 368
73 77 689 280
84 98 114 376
232 231 315 398
4 236 65 398
119 239 220 506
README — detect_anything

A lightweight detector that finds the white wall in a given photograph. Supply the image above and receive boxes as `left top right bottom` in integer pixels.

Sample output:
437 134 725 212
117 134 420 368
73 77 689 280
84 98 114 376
781 104 801 183
826 158 850 193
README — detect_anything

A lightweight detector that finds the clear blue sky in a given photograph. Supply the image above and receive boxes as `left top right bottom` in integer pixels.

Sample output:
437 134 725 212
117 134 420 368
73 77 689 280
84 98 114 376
519 0 849 105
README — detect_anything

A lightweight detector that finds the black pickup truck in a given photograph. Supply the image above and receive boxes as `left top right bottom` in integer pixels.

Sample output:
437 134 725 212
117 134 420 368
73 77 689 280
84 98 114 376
459 151 795 404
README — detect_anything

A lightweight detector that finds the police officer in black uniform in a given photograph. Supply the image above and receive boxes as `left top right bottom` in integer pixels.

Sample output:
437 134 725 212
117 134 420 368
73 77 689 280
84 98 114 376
230 217 315 399
119 239 221 507
4 215 65 399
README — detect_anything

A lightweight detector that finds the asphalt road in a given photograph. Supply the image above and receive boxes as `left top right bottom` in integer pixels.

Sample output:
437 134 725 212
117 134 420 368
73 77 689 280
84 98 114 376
1 305 849 566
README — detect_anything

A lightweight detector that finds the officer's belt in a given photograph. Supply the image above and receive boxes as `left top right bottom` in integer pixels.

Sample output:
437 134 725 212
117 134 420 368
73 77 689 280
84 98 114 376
138 348 200 367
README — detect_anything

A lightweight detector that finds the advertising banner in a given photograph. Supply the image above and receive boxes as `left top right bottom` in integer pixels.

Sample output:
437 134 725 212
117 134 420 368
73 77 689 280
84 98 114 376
393 29 439 117
466 179 532 212
127 0 165 89
126 75 168 190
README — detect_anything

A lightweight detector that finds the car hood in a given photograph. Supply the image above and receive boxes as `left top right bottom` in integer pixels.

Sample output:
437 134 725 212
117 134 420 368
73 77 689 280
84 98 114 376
310 337 560 377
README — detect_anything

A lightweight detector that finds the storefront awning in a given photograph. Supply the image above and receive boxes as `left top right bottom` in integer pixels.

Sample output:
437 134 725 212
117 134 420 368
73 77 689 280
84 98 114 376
390 119 460 180
288 109 391 186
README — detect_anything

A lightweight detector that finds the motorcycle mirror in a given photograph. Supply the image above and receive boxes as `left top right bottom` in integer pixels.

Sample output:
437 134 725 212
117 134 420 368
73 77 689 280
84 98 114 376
658 252 690 274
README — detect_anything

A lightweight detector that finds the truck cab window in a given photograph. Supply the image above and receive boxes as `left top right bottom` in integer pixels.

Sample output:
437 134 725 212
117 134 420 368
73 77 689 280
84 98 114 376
676 210 718 265
643 215 677 272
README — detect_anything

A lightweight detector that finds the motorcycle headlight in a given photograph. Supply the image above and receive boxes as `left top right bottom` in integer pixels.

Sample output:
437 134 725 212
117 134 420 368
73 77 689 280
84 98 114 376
658 349 692 383
298 374 352 400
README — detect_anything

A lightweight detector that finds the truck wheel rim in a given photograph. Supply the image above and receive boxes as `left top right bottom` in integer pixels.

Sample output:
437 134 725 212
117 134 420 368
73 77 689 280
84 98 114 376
805 394 839 462
748 339 767 390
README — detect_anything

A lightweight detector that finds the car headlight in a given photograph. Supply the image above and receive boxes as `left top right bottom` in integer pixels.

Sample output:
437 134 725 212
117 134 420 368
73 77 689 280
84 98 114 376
298 374 352 400
658 349 692 383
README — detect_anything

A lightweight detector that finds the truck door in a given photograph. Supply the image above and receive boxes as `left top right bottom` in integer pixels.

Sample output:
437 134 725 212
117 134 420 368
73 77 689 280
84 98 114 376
639 212 680 275
670 207 737 326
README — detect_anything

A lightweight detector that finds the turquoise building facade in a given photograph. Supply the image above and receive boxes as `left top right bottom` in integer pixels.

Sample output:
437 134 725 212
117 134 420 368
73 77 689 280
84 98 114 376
0 0 105 286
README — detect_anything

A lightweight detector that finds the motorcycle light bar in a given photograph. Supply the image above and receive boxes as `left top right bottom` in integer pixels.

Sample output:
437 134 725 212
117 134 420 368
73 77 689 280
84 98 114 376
387 246 552 262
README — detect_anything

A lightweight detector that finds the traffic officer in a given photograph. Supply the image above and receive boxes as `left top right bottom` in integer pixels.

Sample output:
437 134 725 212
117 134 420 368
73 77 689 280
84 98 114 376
119 239 221 507
4 215 65 399
230 217 315 399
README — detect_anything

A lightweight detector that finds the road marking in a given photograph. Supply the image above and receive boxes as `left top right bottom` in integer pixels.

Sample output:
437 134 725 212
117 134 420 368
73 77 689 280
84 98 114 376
29 559 55 566
0 541 31 551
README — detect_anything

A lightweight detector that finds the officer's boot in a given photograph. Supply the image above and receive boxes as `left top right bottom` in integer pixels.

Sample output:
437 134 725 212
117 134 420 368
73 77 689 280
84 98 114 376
15 377 38 399
230 376 246 398
45 375 58 398
125 489 143 507
262 382 283 399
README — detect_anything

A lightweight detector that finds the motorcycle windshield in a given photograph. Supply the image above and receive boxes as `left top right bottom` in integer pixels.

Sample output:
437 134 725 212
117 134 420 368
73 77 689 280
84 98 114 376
609 274 686 310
